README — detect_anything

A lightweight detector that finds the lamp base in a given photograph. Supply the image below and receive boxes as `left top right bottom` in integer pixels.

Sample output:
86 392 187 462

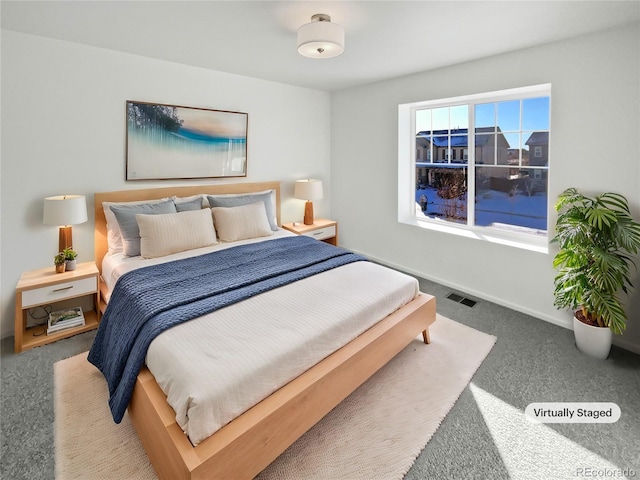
303 201 314 225
59 226 73 252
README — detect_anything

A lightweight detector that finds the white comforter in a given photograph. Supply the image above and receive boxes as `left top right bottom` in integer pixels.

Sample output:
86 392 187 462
102 232 419 446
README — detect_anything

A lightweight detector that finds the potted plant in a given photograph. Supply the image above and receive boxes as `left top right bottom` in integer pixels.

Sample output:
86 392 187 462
552 188 640 359
62 247 78 271
54 252 66 273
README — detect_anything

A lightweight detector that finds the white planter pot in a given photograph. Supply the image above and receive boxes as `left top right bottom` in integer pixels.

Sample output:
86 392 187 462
573 314 612 359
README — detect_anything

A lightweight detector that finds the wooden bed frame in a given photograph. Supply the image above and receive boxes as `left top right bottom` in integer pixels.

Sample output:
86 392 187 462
94 181 436 480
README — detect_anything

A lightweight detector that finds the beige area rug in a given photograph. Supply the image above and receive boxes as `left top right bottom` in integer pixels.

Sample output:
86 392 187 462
54 314 496 479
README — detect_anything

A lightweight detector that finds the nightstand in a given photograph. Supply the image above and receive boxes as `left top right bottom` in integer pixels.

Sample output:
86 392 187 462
14 261 100 353
282 219 338 246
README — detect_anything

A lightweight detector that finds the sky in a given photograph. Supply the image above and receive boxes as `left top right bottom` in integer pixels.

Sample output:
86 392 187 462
415 97 550 151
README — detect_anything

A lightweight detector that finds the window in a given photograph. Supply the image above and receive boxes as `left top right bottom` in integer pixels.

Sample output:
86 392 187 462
398 84 551 252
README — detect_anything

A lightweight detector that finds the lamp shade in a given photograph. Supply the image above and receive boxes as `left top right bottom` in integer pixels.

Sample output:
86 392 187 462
43 195 87 226
297 14 344 59
294 179 324 201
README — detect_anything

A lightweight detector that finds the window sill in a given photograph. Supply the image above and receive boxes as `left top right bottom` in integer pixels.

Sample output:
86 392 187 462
399 215 549 254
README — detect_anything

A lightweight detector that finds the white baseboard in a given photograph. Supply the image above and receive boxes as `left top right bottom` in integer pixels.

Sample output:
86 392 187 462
612 336 640 354
352 249 640 355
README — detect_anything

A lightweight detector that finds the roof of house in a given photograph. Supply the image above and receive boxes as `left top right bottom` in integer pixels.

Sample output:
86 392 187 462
416 127 499 148
525 132 549 145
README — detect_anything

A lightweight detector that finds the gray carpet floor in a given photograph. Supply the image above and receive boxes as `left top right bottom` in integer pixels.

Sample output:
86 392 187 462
1 274 639 480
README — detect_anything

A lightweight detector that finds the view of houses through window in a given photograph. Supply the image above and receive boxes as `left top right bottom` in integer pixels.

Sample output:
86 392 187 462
413 86 550 237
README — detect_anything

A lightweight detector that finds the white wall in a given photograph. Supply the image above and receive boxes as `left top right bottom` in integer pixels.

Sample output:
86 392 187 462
3 25 640 353
331 23 640 353
0 30 331 338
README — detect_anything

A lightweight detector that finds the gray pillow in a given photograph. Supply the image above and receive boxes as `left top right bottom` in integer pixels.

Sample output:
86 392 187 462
206 191 277 231
110 199 177 256
174 197 203 212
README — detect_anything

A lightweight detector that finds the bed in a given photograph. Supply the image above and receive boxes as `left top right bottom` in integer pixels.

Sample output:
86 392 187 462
92 181 436 480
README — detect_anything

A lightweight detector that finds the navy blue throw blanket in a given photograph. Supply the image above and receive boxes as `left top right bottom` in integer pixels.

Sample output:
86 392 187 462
88 235 366 423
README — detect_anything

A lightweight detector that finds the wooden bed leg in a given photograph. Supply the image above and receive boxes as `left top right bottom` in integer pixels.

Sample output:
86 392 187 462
422 329 431 344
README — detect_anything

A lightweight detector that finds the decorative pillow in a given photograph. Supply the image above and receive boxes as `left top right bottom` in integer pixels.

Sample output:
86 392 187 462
137 208 217 258
102 197 169 254
206 190 277 231
174 197 203 212
211 202 274 242
110 199 177 256
172 194 207 208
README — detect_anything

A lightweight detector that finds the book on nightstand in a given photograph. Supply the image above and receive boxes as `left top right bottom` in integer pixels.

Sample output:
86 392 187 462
47 307 85 335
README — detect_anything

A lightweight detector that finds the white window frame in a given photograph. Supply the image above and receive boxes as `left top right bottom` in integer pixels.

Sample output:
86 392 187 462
398 84 551 254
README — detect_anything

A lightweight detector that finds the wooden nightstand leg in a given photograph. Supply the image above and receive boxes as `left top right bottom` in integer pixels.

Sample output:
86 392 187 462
422 329 430 344
14 297 24 353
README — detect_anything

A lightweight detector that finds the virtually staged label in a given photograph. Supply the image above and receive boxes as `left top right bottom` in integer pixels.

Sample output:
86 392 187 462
524 402 621 423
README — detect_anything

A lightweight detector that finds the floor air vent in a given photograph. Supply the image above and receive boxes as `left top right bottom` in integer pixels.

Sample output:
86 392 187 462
446 292 477 308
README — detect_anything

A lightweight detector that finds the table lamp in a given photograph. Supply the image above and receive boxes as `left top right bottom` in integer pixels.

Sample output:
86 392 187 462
294 179 323 225
43 195 88 252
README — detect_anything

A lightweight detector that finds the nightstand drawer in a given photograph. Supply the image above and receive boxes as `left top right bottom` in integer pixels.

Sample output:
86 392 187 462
22 276 97 308
302 225 336 241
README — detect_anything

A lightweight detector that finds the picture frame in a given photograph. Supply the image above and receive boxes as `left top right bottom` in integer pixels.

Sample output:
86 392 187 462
126 101 248 180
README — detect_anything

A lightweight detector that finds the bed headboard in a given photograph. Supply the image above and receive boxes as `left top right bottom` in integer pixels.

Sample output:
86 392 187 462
94 181 281 274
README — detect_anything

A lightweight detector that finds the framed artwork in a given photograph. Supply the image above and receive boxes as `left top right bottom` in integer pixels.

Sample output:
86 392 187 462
126 101 248 180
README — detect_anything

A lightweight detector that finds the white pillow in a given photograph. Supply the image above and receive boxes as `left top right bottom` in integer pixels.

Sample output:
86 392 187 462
211 202 274 243
206 189 277 231
102 197 169 254
136 208 218 259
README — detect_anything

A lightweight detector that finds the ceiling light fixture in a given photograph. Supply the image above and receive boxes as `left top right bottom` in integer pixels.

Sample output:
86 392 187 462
297 14 344 59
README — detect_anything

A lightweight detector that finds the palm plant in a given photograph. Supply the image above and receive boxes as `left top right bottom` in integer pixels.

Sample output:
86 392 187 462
552 188 640 334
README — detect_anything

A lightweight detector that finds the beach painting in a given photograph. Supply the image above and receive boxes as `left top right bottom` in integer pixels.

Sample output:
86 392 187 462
126 101 247 180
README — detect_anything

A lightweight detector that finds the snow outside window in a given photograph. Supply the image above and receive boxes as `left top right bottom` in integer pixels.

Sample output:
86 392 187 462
398 84 551 253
